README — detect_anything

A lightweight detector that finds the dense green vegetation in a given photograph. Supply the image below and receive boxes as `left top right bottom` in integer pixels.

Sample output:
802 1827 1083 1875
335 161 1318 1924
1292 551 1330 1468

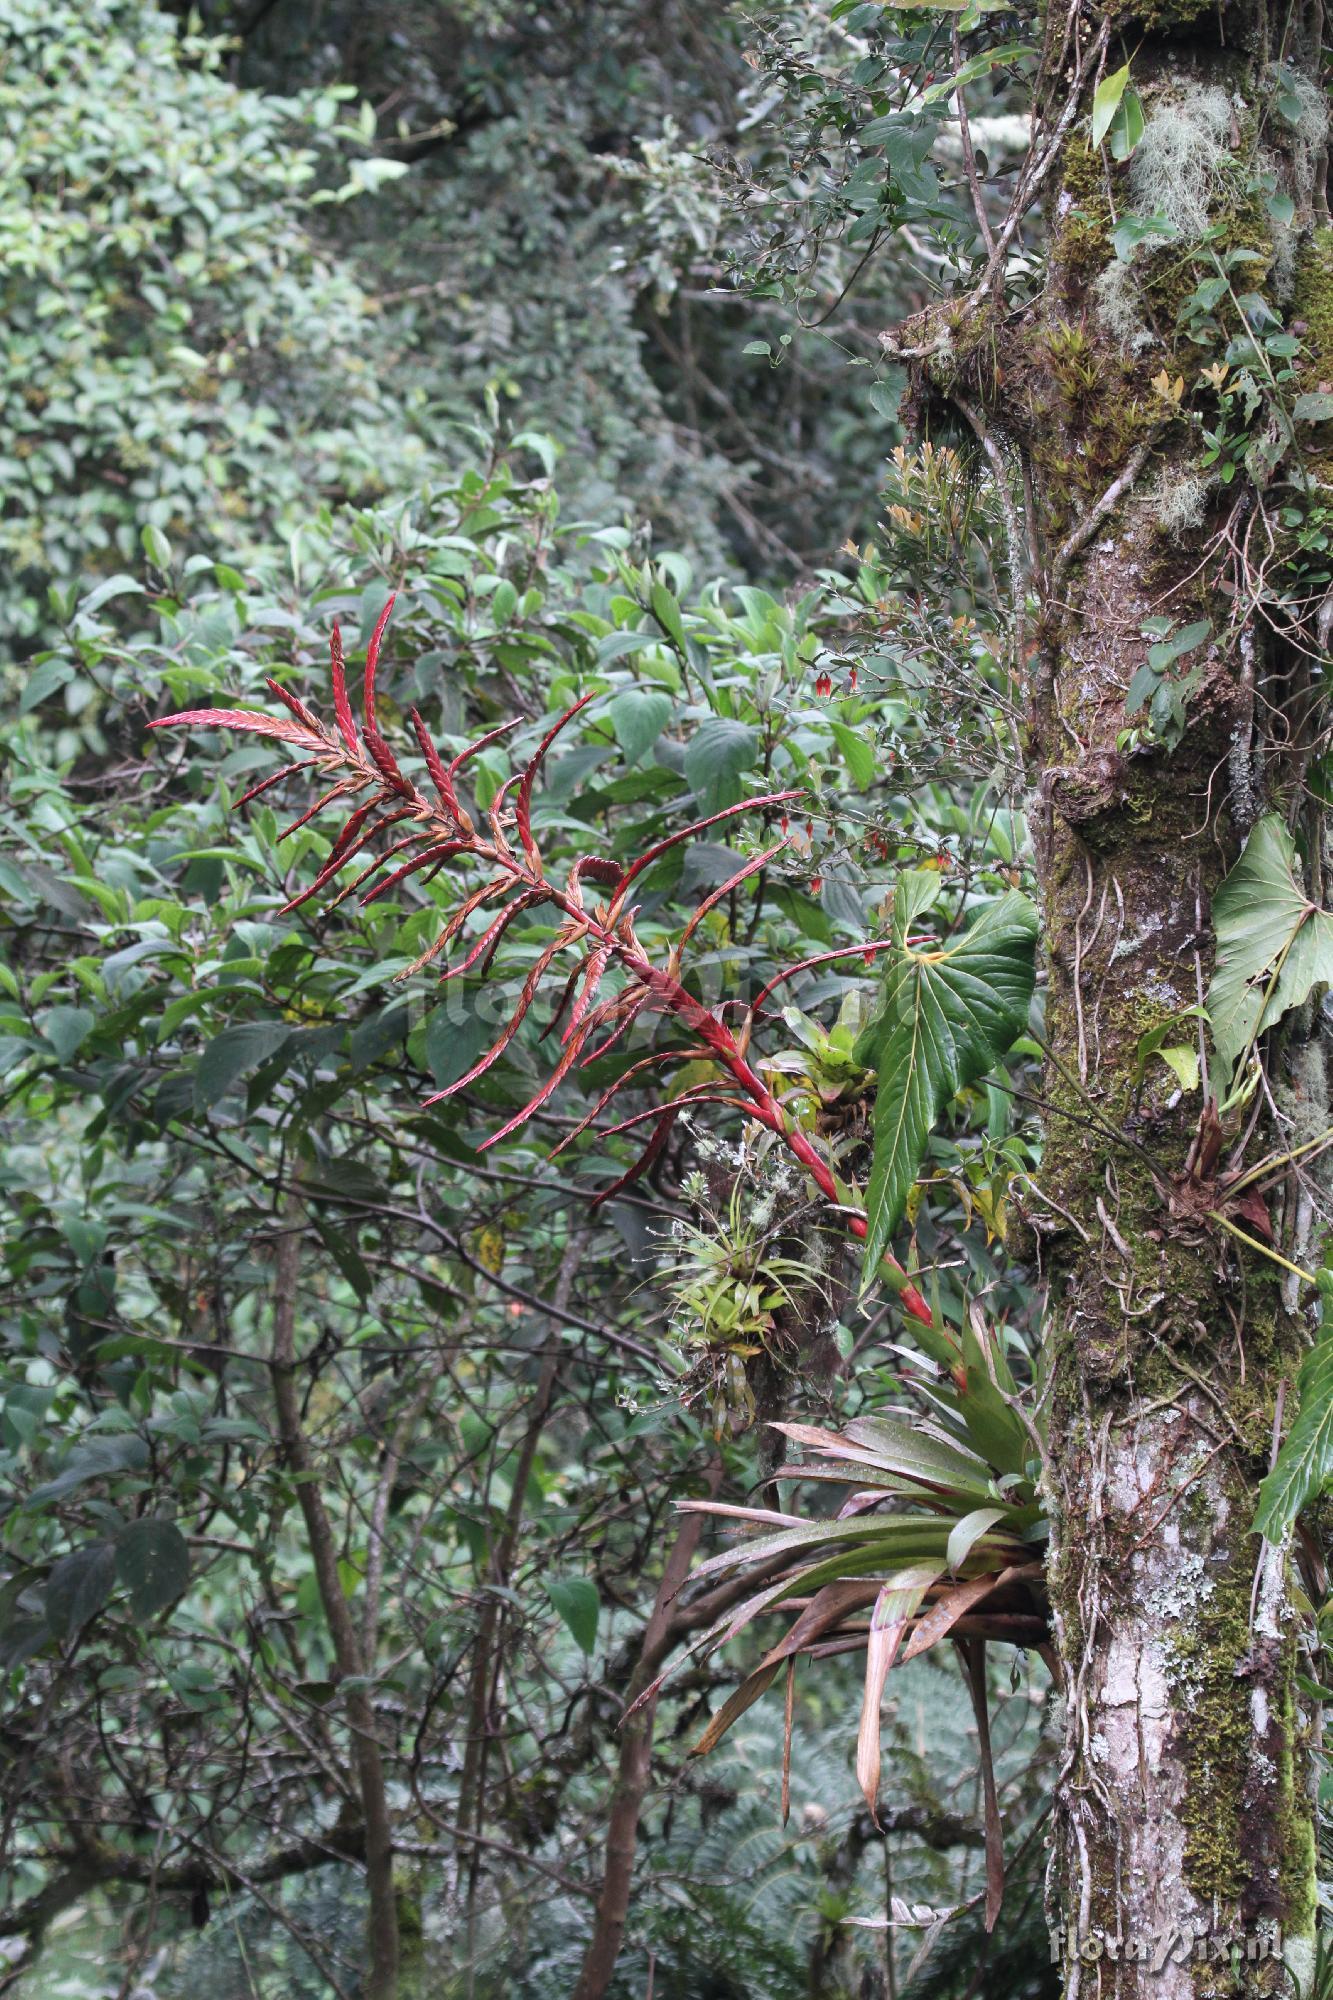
2 3 1330 1998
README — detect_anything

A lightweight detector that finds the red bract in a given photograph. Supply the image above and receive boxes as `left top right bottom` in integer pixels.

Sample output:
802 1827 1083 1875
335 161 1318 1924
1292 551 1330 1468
150 599 936 1331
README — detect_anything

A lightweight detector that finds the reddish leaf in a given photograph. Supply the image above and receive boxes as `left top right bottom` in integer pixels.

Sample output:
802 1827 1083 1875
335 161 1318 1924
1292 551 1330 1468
548 1045 703 1159
361 839 467 906
477 1020 594 1151
748 939 899 1021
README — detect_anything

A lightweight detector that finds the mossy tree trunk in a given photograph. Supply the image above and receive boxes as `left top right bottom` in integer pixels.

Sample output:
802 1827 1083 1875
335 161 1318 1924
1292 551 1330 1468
901 1 1329 1988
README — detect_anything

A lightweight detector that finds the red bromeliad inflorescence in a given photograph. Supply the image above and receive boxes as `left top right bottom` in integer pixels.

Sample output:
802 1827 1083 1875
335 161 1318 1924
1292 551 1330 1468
151 596 934 1328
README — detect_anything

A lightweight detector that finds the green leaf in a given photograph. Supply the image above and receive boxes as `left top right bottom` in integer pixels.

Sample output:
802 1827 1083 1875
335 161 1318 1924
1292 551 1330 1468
25 1434 150 1511
1112 210 1178 262
609 688 673 768
1090 64 1130 149
1156 1044 1200 1093
648 581 687 654
19 658 75 714
45 1540 117 1639
140 523 172 569
1254 1325 1333 1540
40 1005 95 1061
78 574 145 618
1293 391 1333 423
854 888 1038 1275
115 1518 190 1620
1108 86 1145 161
946 1507 1007 1575
1147 619 1210 672
683 717 759 814
194 1021 292 1110
1207 815 1333 1094
545 1575 599 1654
829 719 876 791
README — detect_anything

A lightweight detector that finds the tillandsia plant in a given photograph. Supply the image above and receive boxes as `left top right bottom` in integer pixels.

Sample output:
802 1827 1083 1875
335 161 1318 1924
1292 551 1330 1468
150 594 944 1330
660 1163 837 1436
150 594 1052 1926
633 1305 1050 1929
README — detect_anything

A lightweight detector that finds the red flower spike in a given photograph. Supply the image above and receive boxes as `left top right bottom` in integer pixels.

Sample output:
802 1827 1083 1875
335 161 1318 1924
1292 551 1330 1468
815 671 832 699
149 708 318 746
549 1046 706 1159
607 792 802 922
677 841 786 954
265 678 322 735
515 694 599 871
589 1106 679 1207
408 707 459 820
420 933 569 1107
329 622 359 755
150 616 943 1339
363 593 397 733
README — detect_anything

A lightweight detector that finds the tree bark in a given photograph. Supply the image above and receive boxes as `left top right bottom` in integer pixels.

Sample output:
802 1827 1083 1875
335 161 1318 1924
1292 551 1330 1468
271 1218 401 2000
571 1459 724 2000
896 1 1329 1988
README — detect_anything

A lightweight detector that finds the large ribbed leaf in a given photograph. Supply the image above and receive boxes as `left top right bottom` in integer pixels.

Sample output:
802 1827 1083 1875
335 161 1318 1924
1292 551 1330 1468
855 877 1038 1277
1208 815 1333 1095
1254 1281 1333 1540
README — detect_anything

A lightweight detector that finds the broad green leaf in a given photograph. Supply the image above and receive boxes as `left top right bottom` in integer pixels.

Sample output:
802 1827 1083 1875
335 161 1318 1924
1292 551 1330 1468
546 1575 599 1654
194 1021 292 1110
609 688 673 767
683 716 759 813
649 581 687 654
1147 619 1210 673
836 1415 995 1497
140 523 172 569
1207 815 1333 1093
115 1518 190 1621
45 1540 116 1639
24 1434 150 1511
957 1312 1029 1470
40 1005 94 1060
1090 64 1130 149
19 658 75 714
78 574 145 618
1155 1044 1200 1093
829 719 876 791
1294 391 1333 422
854 888 1038 1275
1254 1324 1333 1540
